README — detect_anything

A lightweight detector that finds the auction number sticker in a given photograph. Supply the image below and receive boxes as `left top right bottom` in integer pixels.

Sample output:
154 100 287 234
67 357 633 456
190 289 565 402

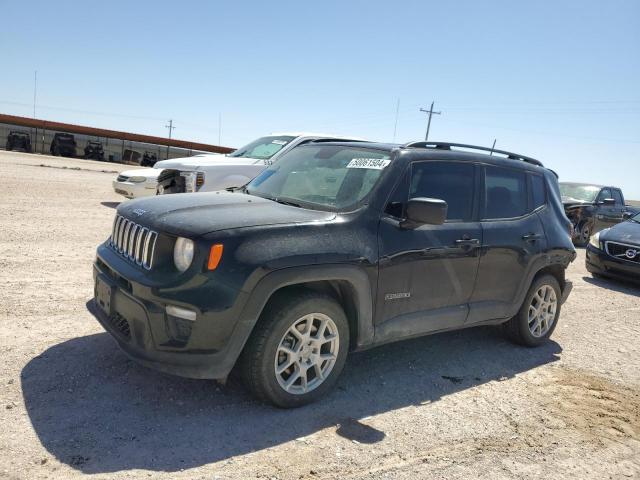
346 158 391 169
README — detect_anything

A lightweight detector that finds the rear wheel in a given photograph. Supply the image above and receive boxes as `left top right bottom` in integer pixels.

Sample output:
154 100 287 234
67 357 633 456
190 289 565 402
240 291 349 408
504 274 561 347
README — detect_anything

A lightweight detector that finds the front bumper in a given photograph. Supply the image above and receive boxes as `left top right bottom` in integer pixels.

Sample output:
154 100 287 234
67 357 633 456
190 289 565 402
585 244 640 284
112 180 157 199
89 245 251 379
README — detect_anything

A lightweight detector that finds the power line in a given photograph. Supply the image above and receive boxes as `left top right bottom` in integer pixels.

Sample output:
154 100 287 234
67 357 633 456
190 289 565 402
419 101 442 141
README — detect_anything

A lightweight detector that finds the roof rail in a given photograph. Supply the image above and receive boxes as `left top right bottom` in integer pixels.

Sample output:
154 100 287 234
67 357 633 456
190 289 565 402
402 141 543 167
308 138 366 144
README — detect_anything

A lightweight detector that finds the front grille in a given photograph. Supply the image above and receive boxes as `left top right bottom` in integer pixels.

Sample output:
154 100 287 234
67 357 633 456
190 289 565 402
116 174 129 182
109 215 158 269
109 312 131 338
605 241 640 264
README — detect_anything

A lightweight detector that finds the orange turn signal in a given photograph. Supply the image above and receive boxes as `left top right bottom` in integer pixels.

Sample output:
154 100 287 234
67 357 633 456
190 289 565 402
207 244 224 271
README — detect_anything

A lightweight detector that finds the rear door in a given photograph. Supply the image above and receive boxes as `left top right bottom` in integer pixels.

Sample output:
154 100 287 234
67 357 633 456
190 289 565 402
376 160 482 339
467 165 546 323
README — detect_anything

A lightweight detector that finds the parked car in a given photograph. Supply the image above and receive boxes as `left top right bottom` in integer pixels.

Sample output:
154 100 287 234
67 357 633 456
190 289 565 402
112 133 361 199
49 133 77 157
586 211 640 284
91 141 575 407
140 151 158 167
84 141 105 161
560 182 639 246
156 133 363 195
6 131 32 153
112 169 163 199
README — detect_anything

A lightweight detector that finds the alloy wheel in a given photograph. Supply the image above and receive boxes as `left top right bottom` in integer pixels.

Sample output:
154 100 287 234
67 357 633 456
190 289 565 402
528 285 557 338
274 313 339 395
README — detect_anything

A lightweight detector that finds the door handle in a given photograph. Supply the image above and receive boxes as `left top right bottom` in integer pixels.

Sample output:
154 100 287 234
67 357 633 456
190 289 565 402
522 233 542 241
455 238 480 246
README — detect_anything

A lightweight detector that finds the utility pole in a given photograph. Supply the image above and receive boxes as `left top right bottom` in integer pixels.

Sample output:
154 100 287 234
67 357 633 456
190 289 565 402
165 119 175 159
33 71 37 118
419 101 441 141
392 98 400 142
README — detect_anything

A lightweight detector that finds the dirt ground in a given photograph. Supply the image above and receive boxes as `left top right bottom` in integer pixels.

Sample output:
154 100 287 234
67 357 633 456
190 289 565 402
1 150 639 480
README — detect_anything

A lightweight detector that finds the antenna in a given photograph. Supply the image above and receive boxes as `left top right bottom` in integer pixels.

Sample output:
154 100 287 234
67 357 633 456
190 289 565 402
489 138 496 155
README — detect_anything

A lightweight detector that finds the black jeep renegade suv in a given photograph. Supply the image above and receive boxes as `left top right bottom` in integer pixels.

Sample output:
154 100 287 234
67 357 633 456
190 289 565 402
91 141 576 407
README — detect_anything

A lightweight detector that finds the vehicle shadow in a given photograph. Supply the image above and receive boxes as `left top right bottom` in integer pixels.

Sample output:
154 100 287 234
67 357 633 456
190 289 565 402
582 275 640 296
101 201 120 209
22 320 561 474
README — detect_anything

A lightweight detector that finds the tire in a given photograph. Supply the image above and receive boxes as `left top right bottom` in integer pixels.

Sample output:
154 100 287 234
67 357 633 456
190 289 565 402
574 221 592 247
239 290 350 408
504 274 561 347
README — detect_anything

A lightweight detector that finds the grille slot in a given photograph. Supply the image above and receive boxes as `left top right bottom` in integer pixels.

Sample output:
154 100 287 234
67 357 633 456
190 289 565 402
605 241 640 264
109 312 131 338
109 215 158 269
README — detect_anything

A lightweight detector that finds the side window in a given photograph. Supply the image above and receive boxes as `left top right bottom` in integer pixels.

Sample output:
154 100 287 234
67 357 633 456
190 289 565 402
483 166 528 219
409 162 475 221
529 174 546 210
611 189 624 205
597 188 612 202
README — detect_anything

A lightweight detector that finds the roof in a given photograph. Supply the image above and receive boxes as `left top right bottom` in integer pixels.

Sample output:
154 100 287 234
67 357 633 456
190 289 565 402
309 140 546 170
270 132 367 140
0 113 235 154
559 182 606 188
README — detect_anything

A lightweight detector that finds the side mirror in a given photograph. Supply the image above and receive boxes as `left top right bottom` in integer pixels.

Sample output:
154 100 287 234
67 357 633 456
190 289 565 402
402 197 447 227
601 198 615 206
623 211 633 220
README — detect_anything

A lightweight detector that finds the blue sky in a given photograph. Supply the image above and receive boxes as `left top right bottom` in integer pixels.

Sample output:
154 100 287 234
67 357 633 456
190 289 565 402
2 0 639 198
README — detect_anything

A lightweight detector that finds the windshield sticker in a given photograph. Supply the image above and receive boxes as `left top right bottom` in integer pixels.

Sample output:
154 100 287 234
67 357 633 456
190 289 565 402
271 140 288 145
346 158 391 169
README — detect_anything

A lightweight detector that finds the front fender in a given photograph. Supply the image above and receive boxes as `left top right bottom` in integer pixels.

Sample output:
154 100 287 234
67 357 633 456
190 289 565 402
222 264 375 371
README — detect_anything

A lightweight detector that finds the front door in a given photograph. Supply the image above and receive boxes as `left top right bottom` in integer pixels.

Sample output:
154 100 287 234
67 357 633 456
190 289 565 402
375 160 482 341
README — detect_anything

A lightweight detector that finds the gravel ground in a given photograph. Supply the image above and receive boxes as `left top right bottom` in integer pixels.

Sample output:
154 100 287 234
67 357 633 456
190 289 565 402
1 150 639 480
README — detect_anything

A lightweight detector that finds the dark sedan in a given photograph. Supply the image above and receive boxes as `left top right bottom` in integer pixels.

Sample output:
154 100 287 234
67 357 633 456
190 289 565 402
586 212 640 284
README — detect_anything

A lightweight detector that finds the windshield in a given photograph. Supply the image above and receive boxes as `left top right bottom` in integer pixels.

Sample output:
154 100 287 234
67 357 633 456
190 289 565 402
228 135 296 161
632 212 640 222
246 145 392 211
560 184 600 203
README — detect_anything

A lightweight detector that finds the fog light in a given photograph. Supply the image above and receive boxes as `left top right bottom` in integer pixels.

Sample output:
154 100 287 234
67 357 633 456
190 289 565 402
166 305 197 321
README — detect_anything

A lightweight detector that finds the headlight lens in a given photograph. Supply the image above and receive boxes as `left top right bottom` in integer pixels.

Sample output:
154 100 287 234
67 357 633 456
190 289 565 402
173 237 194 272
589 231 601 249
128 176 147 183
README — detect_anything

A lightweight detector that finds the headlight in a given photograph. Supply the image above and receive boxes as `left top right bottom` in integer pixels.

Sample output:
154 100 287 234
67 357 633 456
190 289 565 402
128 176 147 183
181 171 197 193
173 237 194 272
589 230 607 249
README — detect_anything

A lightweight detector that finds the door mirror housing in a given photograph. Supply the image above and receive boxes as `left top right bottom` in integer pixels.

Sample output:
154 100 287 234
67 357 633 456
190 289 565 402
600 198 615 206
402 197 447 227
623 211 633 220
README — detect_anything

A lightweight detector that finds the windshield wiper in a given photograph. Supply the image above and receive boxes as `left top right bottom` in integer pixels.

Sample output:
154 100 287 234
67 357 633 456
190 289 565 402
272 197 303 208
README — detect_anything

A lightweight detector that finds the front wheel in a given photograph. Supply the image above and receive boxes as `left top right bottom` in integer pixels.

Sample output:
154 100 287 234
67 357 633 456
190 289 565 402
574 221 592 247
239 291 349 408
504 274 561 347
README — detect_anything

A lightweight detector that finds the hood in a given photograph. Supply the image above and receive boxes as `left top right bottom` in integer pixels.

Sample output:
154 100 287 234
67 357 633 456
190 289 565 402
602 220 640 244
561 196 592 207
154 153 231 169
119 167 161 179
117 191 336 237
155 155 264 170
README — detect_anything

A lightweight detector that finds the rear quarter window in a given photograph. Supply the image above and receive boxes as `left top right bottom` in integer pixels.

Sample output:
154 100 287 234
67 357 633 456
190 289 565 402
529 174 546 210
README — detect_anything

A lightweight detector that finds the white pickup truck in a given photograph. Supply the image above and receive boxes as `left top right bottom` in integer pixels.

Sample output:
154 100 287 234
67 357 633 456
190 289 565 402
112 133 361 199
